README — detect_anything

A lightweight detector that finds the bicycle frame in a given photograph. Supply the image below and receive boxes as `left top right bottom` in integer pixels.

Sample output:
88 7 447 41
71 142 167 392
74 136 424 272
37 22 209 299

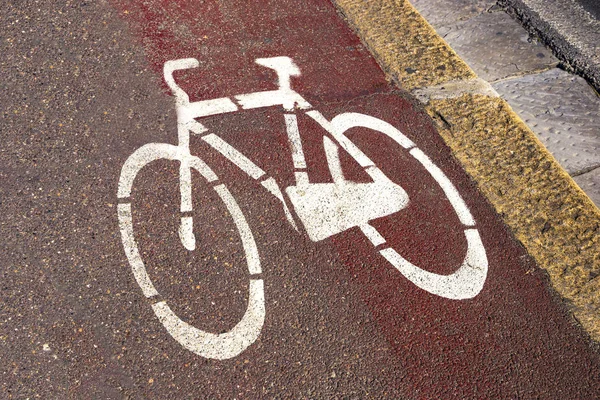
164 57 410 248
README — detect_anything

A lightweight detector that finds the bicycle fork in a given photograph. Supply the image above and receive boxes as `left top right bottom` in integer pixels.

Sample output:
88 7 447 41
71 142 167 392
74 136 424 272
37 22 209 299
164 58 203 251
176 103 202 251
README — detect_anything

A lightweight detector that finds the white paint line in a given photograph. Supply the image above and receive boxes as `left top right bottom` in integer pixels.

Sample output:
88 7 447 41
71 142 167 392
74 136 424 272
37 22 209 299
306 110 375 168
329 112 416 149
164 58 207 148
152 278 265 360
256 56 300 93
323 135 345 185
287 177 409 242
294 171 310 188
117 203 159 298
202 134 266 180
117 143 219 254
360 223 386 246
118 143 184 199
236 90 311 112
235 57 311 111
412 78 499 104
288 111 414 242
118 143 218 197
214 184 261 275
409 148 475 226
185 97 238 119
183 119 208 136
179 160 192 213
379 228 488 299
196 129 300 233
164 58 199 103
284 114 307 169
188 156 219 182
177 107 207 144
364 165 388 183
261 177 299 231
178 216 196 251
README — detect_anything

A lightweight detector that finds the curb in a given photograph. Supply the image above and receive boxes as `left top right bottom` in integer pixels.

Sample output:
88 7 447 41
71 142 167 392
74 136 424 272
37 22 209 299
499 0 600 94
332 0 600 341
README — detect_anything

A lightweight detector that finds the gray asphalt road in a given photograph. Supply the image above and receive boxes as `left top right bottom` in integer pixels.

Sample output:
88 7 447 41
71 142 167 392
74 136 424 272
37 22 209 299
1 1 174 397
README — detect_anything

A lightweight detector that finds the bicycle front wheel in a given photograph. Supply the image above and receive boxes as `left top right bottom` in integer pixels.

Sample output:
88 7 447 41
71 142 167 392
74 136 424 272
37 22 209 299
117 143 265 359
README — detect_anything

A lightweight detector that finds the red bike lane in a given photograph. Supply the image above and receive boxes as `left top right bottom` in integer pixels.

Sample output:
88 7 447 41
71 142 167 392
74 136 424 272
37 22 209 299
105 0 600 397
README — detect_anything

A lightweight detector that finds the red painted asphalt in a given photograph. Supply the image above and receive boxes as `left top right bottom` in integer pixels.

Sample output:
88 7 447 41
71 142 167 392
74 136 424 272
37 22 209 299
24 0 598 397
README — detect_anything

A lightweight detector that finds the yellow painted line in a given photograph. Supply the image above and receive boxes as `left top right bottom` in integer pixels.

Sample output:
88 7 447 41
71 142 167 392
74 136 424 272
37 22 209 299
334 0 600 340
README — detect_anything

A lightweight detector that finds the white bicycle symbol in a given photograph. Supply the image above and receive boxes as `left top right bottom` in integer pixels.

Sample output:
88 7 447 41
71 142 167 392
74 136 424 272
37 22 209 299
117 56 488 360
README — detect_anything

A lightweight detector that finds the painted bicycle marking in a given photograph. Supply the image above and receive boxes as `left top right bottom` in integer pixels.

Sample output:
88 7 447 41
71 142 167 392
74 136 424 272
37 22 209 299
117 56 488 360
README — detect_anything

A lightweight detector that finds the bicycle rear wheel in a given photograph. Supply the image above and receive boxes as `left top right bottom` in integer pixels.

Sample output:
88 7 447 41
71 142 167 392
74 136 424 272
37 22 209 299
307 111 488 300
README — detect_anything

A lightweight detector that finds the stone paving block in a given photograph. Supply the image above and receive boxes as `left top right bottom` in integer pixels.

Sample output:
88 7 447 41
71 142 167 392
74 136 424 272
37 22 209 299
438 12 557 81
573 168 600 208
410 0 497 28
493 68 600 175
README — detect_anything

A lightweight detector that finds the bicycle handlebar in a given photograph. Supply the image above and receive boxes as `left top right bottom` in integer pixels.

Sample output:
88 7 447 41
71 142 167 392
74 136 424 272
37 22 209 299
164 58 200 103
163 57 308 112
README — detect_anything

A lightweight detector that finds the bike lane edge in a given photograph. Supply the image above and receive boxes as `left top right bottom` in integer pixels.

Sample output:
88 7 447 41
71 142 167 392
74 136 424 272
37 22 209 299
333 0 600 343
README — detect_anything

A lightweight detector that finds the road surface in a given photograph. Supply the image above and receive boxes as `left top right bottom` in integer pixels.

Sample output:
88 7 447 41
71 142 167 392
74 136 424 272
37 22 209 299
1 0 599 398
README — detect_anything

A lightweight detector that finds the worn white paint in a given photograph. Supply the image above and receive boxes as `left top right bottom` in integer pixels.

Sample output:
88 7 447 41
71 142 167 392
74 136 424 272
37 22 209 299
118 143 190 198
152 278 265 360
379 229 487 299
186 97 238 119
236 57 311 111
179 159 193 212
306 111 375 168
117 141 264 359
202 134 266 180
360 223 387 247
261 177 299 231
287 178 409 242
323 136 345 184
294 171 310 188
178 216 196 251
298 110 486 298
163 58 199 103
118 55 490 360
290 111 409 241
284 114 307 169
117 202 159 298
329 112 416 149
